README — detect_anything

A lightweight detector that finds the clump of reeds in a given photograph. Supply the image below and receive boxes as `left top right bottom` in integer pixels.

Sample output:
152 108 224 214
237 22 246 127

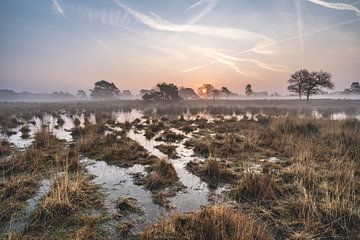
143 158 179 191
79 130 152 167
155 130 185 143
276 118 319 136
0 174 39 222
186 158 236 187
0 139 12 157
154 144 178 159
140 204 271 240
230 173 280 203
115 196 141 213
32 128 61 150
31 172 103 224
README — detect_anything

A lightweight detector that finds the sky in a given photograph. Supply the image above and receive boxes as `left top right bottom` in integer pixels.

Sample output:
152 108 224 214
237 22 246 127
0 0 360 94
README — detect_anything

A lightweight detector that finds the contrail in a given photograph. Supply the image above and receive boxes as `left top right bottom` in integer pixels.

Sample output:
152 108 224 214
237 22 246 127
51 0 66 17
295 0 304 51
244 17 360 55
112 0 271 42
307 0 360 16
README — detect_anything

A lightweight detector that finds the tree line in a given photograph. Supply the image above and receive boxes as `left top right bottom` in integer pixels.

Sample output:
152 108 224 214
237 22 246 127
83 69 358 102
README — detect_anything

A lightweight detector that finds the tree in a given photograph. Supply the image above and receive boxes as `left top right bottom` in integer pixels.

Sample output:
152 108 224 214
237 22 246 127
179 87 198 99
122 90 132 97
220 87 232 96
287 70 334 100
197 84 215 99
77 90 87 99
142 90 161 101
245 84 252 96
287 69 310 99
303 71 333 100
157 82 182 102
211 89 221 100
142 82 182 102
350 82 360 93
90 80 120 99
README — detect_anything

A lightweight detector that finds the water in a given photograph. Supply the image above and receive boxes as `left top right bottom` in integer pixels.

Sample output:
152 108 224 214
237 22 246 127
0 179 51 234
2 108 359 236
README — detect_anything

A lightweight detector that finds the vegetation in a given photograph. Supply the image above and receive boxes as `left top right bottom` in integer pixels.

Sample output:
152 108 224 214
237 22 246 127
90 80 120 99
288 69 334 100
140 205 271 240
142 82 182 102
0 101 359 239
245 84 253 96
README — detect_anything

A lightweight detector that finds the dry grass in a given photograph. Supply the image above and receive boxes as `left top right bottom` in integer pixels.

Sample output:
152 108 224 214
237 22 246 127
31 172 102 224
143 158 179 191
0 139 12 157
0 174 39 222
115 196 141 213
187 158 236 187
79 129 153 167
140 204 271 240
230 173 280 203
154 144 178 159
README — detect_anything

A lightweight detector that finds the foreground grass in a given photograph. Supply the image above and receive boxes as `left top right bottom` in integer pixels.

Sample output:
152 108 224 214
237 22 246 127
140 204 271 240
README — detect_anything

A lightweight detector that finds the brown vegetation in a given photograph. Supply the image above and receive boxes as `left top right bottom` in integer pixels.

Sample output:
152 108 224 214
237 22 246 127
140 204 271 240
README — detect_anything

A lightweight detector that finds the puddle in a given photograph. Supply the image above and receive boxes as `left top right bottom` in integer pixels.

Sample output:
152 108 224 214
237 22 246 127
83 158 165 234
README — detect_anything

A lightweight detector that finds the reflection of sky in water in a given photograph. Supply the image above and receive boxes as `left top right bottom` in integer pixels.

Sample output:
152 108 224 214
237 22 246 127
1 108 359 234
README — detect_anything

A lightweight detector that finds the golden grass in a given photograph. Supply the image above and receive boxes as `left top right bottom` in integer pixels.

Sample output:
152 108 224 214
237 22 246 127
31 172 102 224
143 158 179 191
231 173 280 203
187 158 236 187
140 204 271 240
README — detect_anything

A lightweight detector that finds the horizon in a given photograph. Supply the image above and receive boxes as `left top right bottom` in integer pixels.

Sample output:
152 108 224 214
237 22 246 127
1 0 360 94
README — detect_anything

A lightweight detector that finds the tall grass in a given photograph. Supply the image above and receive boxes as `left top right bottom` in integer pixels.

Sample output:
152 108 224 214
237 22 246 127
140 204 271 240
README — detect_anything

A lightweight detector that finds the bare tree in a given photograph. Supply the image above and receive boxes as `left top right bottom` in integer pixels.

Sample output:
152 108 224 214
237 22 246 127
303 71 333 100
287 69 310 99
288 70 334 100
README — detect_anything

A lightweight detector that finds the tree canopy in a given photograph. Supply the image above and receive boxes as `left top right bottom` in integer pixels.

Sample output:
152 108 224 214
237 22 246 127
287 70 334 100
90 80 120 99
142 82 182 102
245 84 252 96
179 87 198 99
197 84 215 99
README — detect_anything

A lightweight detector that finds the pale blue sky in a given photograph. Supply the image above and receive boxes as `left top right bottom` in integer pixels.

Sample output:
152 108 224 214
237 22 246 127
0 0 359 94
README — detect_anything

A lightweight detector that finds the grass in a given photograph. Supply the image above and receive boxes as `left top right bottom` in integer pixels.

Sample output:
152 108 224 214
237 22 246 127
0 139 12 157
0 174 39 222
154 144 178 159
186 158 236 187
23 170 105 239
1 134 80 176
230 173 281 203
154 130 185 143
140 204 271 240
143 158 179 191
31 173 101 224
79 127 153 167
115 196 141 214
0 102 359 239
